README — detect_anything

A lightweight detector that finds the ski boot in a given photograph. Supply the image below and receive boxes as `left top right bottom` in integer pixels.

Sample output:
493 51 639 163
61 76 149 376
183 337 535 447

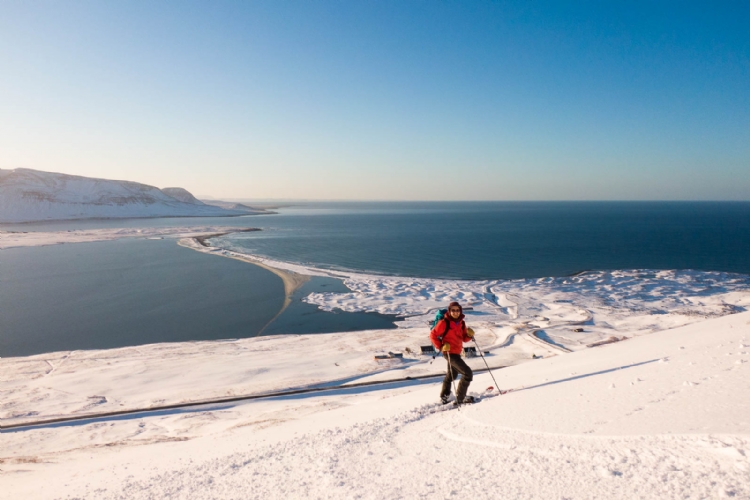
454 395 476 406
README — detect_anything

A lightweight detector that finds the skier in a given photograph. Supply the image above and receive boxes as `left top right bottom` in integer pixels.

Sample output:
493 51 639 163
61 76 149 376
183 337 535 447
430 301 475 404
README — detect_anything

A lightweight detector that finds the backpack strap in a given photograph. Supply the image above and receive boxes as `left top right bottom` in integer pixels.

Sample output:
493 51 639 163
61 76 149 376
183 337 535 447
436 318 451 344
437 318 467 344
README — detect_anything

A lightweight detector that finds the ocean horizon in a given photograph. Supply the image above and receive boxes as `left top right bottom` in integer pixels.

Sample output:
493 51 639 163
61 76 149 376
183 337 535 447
215 201 750 280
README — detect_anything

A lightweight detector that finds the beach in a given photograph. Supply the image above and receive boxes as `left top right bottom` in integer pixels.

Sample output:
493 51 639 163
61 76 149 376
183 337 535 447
179 236 310 311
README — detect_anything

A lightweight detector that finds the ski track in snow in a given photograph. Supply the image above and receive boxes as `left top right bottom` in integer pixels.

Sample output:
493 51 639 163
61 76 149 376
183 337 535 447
78 401 750 500
5 313 743 500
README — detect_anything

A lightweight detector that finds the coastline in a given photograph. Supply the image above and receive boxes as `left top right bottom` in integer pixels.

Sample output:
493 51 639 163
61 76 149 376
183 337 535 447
0 224 367 344
4 224 750 356
178 236 311 313
175 229 750 354
0 224 310 306
193 228 262 247
0 225 263 250
180 230 401 337
0 237 288 357
0 229 396 358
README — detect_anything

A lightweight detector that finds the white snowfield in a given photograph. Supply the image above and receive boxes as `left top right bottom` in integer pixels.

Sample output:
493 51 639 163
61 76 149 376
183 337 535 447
0 326 543 425
0 168 253 222
301 267 750 345
0 226 257 250
1 311 748 499
194 239 750 351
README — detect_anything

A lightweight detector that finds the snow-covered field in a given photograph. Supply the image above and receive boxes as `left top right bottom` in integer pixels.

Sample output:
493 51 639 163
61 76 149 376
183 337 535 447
0 226 257 249
2 312 748 499
192 240 750 351
1 230 749 498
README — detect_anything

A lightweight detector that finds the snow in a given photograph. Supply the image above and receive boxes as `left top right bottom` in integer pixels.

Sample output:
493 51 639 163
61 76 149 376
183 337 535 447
1 231 749 498
192 240 750 352
0 327 540 425
0 168 255 222
0 226 255 249
1 312 748 499
161 187 206 205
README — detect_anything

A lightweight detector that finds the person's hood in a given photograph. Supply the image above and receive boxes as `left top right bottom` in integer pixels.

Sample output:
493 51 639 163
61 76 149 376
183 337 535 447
443 301 465 322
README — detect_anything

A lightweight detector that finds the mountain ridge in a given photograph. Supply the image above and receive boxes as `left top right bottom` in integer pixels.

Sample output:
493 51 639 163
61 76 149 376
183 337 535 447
0 168 262 223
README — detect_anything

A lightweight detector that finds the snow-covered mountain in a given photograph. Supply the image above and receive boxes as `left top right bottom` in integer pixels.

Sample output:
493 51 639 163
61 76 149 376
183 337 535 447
161 187 205 205
161 187 267 214
162 187 268 214
200 199 263 212
0 168 255 222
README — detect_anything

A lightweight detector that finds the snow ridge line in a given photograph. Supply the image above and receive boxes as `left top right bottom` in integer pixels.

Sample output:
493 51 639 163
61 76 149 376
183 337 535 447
529 330 573 353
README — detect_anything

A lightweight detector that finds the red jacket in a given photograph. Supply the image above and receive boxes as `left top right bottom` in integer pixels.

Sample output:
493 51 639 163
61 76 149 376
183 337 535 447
430 313 471 355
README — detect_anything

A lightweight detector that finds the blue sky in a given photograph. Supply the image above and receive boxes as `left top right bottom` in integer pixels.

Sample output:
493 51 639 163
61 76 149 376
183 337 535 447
1 1 748 200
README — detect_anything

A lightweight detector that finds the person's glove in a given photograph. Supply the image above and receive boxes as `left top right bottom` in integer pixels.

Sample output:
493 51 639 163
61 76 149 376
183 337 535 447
466 327 475 338
441 343 451 352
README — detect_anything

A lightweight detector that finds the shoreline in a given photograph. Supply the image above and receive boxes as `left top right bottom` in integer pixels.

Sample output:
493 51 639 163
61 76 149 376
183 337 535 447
0 225 264 250
0 224 310 305
181 234 400 338
193 228 261 247
181 235 750 359
4 224 749 357
178 236 311 314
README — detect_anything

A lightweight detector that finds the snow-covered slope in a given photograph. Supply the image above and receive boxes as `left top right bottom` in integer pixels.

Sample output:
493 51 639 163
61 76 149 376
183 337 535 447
201 199 269 213
1 311 748 499
161 187 205 205
0 168 245 222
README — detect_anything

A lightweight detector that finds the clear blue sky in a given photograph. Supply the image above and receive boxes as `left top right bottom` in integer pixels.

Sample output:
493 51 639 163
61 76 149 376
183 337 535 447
1 1 748 200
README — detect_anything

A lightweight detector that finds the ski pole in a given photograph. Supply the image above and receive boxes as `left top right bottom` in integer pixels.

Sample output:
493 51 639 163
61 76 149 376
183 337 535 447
444 350 461 410
473 337 501 393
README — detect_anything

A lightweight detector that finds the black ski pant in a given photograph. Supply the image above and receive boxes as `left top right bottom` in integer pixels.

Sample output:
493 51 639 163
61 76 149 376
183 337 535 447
441 353 473 401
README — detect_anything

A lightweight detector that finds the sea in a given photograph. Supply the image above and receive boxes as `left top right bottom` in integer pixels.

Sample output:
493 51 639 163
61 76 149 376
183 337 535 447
215 202 750 279
2 201 749 357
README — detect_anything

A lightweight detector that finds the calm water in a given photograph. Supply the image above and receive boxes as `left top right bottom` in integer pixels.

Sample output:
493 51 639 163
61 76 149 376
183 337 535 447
217 202 750 279
3 202 749 357
0 239 282 357
0 239 396 357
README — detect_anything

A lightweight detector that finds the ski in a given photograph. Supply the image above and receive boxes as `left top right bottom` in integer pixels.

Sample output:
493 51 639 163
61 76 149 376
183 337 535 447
486 385 513 395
